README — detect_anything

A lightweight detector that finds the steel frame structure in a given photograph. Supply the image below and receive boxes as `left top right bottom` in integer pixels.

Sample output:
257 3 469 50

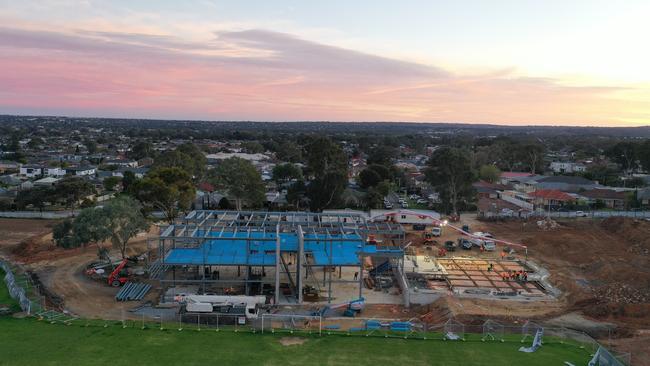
150 210 405 305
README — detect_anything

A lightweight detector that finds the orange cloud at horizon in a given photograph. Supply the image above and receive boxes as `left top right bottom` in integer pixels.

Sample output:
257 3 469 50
0 26 648 127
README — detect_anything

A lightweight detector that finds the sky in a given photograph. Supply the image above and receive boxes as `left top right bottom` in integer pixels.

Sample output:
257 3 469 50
1 1 649 126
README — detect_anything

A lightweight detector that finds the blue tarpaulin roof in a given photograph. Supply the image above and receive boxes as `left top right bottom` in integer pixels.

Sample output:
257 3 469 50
164 231 397 266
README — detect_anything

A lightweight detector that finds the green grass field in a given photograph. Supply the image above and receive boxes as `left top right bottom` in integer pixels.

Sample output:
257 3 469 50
0 272 592 366
0 316 592 366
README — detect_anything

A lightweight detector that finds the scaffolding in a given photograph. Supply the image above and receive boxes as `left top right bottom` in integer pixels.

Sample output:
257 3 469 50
149 210 405 305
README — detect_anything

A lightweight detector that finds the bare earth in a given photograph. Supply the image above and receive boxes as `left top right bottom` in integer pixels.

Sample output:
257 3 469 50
1 216 649 364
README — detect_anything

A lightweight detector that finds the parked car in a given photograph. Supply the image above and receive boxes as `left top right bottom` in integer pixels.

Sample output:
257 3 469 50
416 198 428 204
401 202 409 208
385 203 393 209
458 238 472 250
431 227 442 237
472 231 494 239
469 238 484 248
575 211 588 217
444 240 457 251
482 240 496 251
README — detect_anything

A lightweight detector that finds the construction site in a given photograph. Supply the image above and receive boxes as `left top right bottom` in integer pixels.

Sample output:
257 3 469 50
2 213 649 364
135 210 557 313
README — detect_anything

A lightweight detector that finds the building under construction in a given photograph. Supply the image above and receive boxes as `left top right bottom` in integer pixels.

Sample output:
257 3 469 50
148 210 406 305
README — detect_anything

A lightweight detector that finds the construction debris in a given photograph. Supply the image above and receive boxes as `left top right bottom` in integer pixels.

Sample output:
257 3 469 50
536 217 559 231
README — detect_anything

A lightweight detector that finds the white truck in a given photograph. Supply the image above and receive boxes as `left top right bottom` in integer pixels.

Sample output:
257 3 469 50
174 294 267 319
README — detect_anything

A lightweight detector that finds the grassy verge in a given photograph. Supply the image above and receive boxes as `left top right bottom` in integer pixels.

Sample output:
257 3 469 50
0 316 593 366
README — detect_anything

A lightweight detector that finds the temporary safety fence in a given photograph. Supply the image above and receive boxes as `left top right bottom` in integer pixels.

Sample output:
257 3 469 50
21 312 632 365
1 262 631 366
1 259 42 315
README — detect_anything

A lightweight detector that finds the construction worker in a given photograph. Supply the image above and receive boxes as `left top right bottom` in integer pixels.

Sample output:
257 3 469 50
523 271 528 282
500 251 506 260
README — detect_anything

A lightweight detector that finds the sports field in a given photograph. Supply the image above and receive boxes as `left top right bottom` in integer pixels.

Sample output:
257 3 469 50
0 316 592 366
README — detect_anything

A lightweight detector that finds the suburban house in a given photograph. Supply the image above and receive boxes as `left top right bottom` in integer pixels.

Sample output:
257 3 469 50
499 172 534 185
113 167 149 178
33 176 61 187
534 176 599 193
477 197 529 219
46 167 66 177
580 188 627 209
0 160 20 173
65 166 97 176
19 164 44 178
549 162 587 174
528 189 575 210
473 181 511 199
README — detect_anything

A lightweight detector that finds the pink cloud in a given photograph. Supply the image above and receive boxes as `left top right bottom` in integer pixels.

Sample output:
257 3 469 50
0 26 644 125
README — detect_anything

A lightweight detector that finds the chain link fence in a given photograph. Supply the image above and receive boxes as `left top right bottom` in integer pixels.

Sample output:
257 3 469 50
1 259 43 315
1 260 632 365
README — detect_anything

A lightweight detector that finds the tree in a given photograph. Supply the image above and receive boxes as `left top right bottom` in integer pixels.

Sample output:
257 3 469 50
54 176 95 213
103 196 149 258
70 207 111 249
364 187 383 209
275 141 302 163
359 168 382 188
376 180 392 197
638 140 650 173
85 139 98 154
605 142 638 173
52 219 74 248
121 171 138 193
425 147 475 215
479 164 501 183
305 137 348 211
132 167 195 223
241 141 264 154
152 143 207 181
272 163 303 183
129 140 155 160
208 157 265 211
366 145 396 166
519 143 545 174
286 180 308 209
367 164 392 180
103 176 122 191
16 187 53 212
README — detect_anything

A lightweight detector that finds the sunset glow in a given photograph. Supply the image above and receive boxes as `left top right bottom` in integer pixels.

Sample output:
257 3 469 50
1 1 649 126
